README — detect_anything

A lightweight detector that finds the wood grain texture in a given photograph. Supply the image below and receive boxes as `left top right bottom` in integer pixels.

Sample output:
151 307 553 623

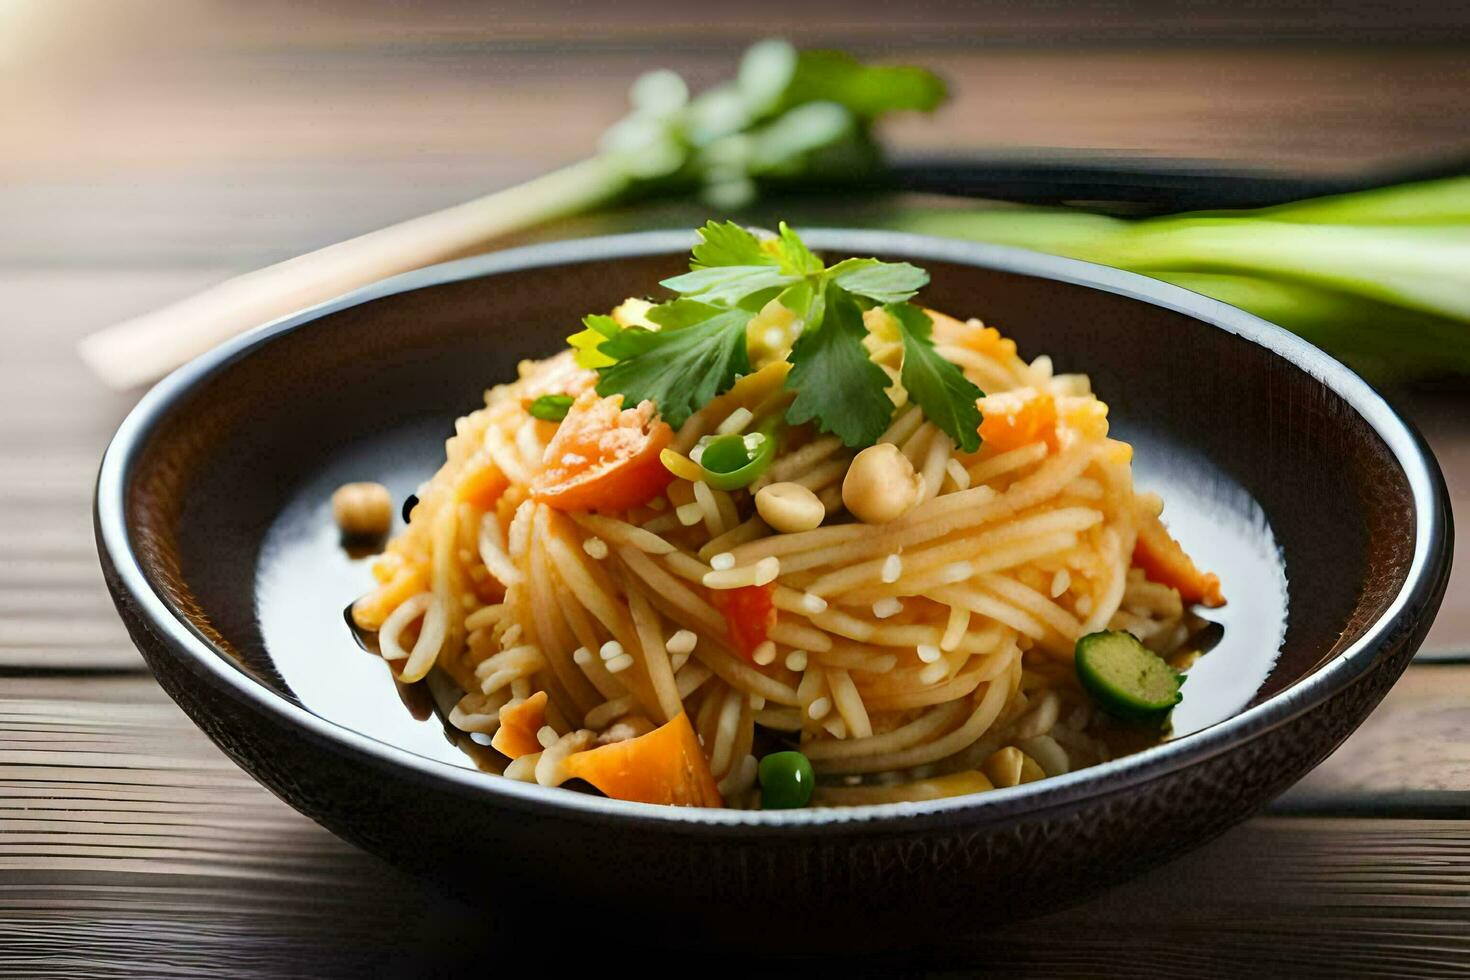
3 4 1470 974
1 674 1469 976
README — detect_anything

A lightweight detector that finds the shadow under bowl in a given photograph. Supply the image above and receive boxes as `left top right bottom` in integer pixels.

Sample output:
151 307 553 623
96 231 1451 948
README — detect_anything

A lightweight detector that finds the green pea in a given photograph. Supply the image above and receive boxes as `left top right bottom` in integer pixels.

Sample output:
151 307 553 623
698 429 776 491
758 750 815 809
529 394 574 422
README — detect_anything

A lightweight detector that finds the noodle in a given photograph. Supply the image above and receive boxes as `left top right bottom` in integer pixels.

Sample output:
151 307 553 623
346 297 1221 810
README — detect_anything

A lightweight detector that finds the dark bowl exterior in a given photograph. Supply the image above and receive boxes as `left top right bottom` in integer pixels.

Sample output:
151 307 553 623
95 231 1452 946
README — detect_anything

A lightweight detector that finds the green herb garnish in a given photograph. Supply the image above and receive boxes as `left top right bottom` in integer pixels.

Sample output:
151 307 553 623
529 394 575 422
888 303 984 453
581 221 984 448
594 303 753 429
783 282 897 448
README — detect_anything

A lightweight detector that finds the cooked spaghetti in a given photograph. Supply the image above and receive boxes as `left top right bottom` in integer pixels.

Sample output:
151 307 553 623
349 223 1223 809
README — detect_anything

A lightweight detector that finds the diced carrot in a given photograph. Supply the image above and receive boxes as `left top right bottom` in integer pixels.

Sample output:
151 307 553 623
1133 512 1226 608
491 691 548 760
457 462 509 511
978 392 1059 453
709 583 776 662
562 712 723 807
956 322 1018 362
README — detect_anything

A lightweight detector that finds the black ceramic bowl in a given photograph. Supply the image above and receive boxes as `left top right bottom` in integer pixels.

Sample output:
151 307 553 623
96 231 1450 946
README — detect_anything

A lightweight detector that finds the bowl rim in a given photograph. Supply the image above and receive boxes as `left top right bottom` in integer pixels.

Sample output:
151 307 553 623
95 228 1451 831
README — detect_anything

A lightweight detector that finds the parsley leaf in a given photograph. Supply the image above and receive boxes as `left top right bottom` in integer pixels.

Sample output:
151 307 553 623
829 258 929 304
774 220 824 276
690 221 773 269
568 314 622 369
784 283 895 447
660 265 799 306
887 303 985 452
594 307 753 428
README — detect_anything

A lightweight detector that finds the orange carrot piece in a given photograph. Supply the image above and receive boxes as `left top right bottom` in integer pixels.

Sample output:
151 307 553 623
562 712 723 808
458 463 509 511
978 392 1059 453
491 691 548 760
1133 513 1226 608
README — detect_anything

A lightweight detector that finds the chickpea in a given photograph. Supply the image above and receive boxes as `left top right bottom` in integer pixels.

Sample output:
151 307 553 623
331 481 393 538
842 443 922 525
755 481 826 533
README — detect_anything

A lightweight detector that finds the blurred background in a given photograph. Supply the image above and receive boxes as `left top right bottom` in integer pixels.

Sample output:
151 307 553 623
4 0 1466 641
1 3 1469 973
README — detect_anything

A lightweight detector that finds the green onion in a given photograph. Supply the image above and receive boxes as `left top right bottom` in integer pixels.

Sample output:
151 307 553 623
698 430 776 490
877 176 1470 382
529 394 574 422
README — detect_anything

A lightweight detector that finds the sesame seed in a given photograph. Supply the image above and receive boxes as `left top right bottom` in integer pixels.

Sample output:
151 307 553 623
676 502 704 526
939 561 974 584
881 553 902 584
716 407 754 435
808 697 832 720
753 555 781 586
872 597 903 619
919 662 949 685
582 536 609 560
917 644 942 664
710 552 736 571
599 640 624 661
572 646 593 666
752 641 777 665
785 650 808 671
800 592 828 614
844 775 863 786
1051 569 1071 598
763 327 785 350
665 629 698 655
605 653 635 674
536 725 559 749
743 431 766 450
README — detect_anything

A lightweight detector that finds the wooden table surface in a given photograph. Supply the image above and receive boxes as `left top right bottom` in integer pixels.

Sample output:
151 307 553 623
4 4 1470 975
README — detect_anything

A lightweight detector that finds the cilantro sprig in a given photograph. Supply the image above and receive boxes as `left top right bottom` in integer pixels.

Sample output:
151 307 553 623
574 221 985 446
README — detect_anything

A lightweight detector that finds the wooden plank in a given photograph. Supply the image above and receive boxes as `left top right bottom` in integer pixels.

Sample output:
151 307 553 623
0 674 1468 973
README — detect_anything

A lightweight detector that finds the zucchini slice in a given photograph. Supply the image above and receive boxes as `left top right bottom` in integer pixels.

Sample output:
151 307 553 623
1075 630 1183 723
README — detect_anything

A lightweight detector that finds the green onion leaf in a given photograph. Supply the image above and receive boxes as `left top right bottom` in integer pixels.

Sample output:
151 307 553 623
529 394 575 422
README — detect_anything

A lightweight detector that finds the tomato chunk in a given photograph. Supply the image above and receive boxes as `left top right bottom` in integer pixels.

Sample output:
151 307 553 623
491 691 549 760
562 712 723 807
531 392 674 513
709 584 776 662
1133 513 1225 608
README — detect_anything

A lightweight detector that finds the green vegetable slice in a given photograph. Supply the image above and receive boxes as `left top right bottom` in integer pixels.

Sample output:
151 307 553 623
758 750 815 809
698 429 776 491
528 394 574 422
1075 630 1182 723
